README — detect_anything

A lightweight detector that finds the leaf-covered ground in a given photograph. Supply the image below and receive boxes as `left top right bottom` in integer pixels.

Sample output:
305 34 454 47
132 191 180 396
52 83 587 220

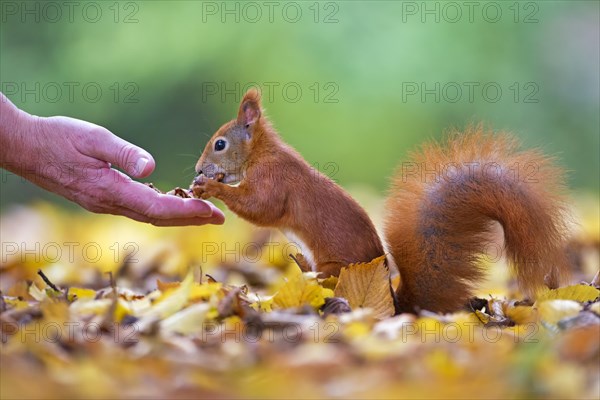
1 198 599 399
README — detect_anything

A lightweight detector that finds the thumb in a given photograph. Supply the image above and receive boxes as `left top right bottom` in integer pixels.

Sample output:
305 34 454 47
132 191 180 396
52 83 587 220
84 127 156 178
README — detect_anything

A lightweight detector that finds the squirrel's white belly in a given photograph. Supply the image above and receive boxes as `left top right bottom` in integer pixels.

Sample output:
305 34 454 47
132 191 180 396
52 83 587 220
281 229 316 271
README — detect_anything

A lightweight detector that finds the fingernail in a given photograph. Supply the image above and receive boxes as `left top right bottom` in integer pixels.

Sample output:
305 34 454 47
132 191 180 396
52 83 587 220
210 203 224 218
211 207 225 223
134 158 149 175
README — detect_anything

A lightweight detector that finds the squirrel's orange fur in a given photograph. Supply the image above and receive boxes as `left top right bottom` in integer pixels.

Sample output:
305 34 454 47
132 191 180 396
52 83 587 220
194 89 570 314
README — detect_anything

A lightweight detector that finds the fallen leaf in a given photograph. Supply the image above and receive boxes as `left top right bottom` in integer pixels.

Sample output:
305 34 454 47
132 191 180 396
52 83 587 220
536 285 599 303
67 287 96 302
334 256 394 320
190 282 223 301
160 302 211 335
273 273 333 310
505 305 538 325
144 270 194 319
537 300 582 325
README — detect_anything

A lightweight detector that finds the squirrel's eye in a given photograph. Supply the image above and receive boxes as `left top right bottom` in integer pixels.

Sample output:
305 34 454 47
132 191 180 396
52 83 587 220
214 139 227 152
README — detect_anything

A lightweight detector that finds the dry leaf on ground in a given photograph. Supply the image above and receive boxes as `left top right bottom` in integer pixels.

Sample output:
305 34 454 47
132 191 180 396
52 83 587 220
334 255 395 320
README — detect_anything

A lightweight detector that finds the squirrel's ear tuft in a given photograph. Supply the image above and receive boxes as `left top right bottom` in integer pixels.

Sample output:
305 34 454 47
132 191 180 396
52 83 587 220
237 88 262 128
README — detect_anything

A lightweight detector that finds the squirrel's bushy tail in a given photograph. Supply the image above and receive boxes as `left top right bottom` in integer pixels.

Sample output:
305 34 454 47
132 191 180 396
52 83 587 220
384 126 570 313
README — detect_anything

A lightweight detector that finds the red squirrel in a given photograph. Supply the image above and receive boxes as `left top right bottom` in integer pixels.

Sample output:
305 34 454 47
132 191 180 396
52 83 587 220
193 89 570 314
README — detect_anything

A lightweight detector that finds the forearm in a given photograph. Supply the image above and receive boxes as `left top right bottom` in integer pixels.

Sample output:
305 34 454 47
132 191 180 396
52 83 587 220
214 183 285 225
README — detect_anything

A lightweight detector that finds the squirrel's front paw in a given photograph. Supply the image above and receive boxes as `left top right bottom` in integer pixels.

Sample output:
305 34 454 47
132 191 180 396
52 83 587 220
191 175 223 200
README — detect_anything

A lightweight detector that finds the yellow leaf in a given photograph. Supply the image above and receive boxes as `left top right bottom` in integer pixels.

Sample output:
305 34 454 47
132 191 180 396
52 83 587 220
452 312 484 328
426 350 462 379
251 295 275 312
343 321 371 339
69 298 112 317
506 305 538 325
273 274 332 310
189 282 223 301
474 309 490 324
319 276 338 291
113 299 133 323
3 298 28 310
161 302 211 335
206 307 220 320
334 255 394 320
537 300 582 325
417 317 444 339
536 285 599 303
67 287 97 302
148 270 194 318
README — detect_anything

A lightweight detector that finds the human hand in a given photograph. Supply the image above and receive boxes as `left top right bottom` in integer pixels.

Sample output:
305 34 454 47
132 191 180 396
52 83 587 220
0 98 224 226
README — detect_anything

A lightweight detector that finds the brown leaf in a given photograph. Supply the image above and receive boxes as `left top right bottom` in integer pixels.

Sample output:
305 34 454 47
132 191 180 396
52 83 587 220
333 255 394 320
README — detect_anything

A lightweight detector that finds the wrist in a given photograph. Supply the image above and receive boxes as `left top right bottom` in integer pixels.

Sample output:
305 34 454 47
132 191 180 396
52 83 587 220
0 93 39 167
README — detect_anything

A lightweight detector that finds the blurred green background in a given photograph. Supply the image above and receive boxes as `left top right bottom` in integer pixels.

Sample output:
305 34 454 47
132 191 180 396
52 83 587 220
1 0 598 209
